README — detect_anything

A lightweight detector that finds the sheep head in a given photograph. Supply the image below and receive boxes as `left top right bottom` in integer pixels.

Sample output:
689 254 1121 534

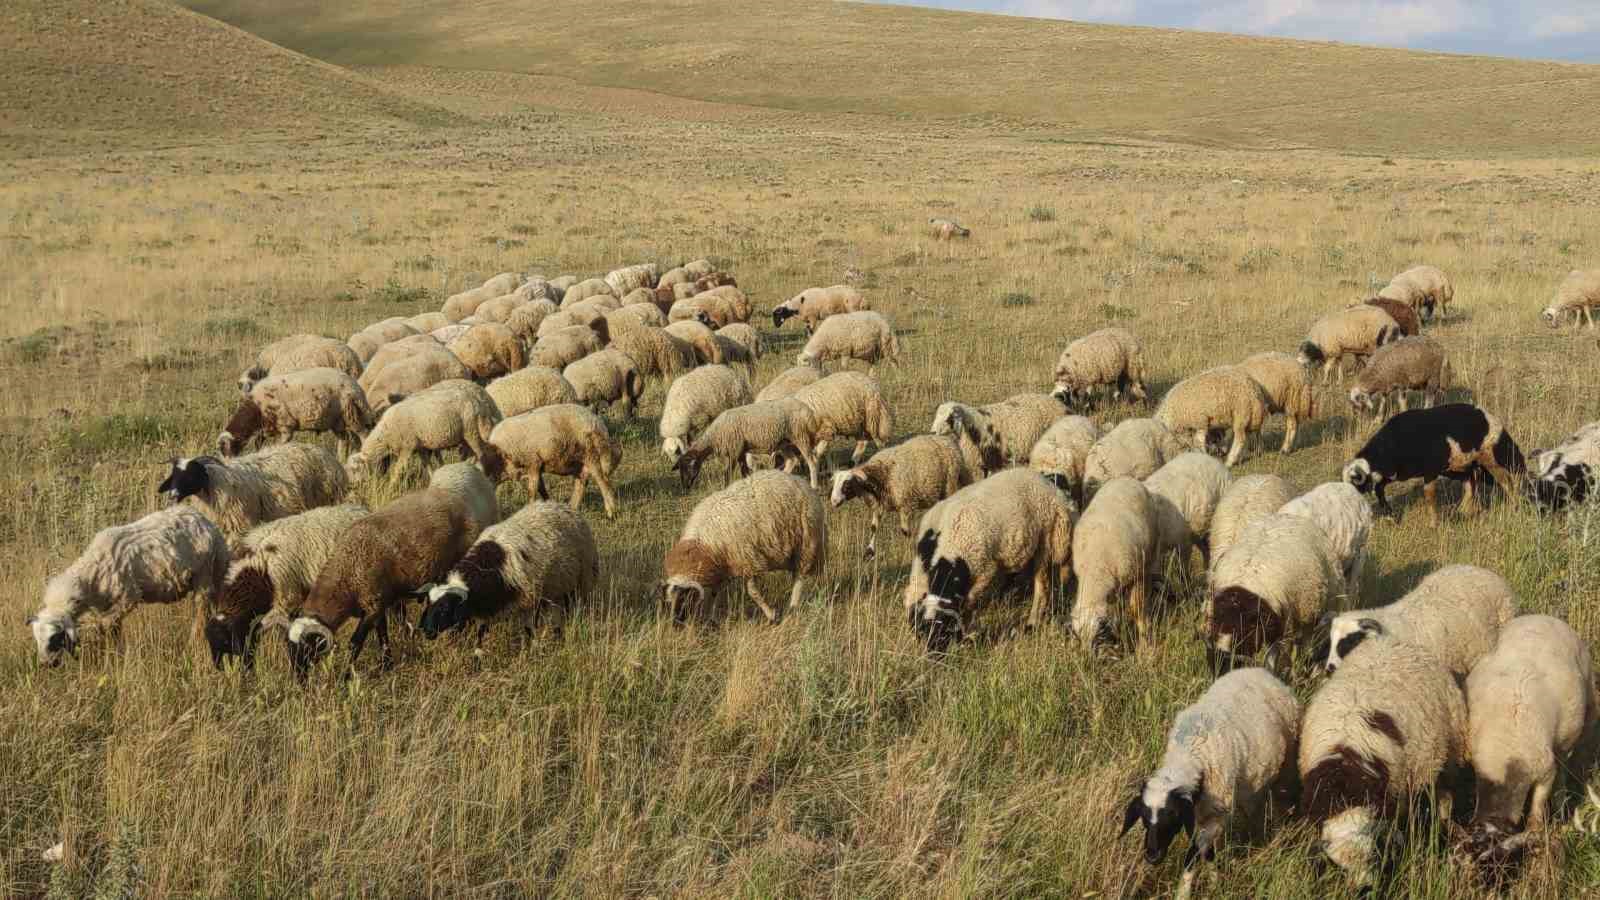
285 616 334 680
158 457 214 503
419 584 471 639
1121 777 1200 866
27 610 78 667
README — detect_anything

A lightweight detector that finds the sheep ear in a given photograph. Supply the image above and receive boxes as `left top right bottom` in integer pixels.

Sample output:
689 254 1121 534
26 614 37 626
1176 791 1197 839
1359 617 1384 635
1120 797 1144 836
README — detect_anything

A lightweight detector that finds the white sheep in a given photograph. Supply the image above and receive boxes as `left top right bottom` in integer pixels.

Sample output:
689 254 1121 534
772 284 870 333
1321 564 1516 679
485 366 579 418
537 305 607 339
1154 365 1272 468
1276 482 1371 605
796 310 899 371
1208 474 1297 569
473 293 528 324
239 334 362 395
345 379 501 484
347 320 420 364
1348 335 1451 418
1542 269 1600 329
563 347 644 416
359 334 445 388
755 365 823 403
1297 305 1401 383
360 347 474 416
1051 327 1148 409
611 324 699 384
1070 476 1159 647
713 322 762 376
1028 415 1101 502
830 427 997 560
28 506 229 665
1204 512 1343 668
560 277 616 307
480 272 524 296
604 263 658 297
530 321 609 371
1236 351 1316 454
404 311 449 334
605 303 669 333
158 443 348 546
791 371 895 466
660 364 754 460
1082 418 1188 496
483 404 621 518
661 470 826 623
1143 451 1231 573
504 298 560 345
663 319 724 366
448 322 526 381
672 398 824 489
217 367 373 458
1379 264 1453 321
931 394 1067 466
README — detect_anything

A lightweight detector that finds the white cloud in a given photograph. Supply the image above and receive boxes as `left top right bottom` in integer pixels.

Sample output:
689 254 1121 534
1528 11 1600 38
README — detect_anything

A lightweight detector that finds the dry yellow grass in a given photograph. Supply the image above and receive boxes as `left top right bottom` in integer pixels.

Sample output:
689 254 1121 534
3 2 1600 897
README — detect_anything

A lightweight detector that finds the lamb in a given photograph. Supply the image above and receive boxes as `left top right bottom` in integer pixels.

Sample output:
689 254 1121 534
1299 639 1467 886
530 320 609 370
203 503 370 668
755 365 823 403
217 367 373 458
1320 564 1516 679
360 347 473 416
611 325 699 384
283 463 498 677
830 428 997 560
1528 420 1600 510
1082 418 1188 496
1203 512 1343 668
658 470 824 623
928 217 970 240
1143 451 1231 573
418 502 599 651
604 263 658 296
1297 305 1402 383
1347 335 1451 418
796 310 899 371
485 366 578 418
238 334 362 395
1050 328 1149 409
1379 264 1454 321
931 394 1066 466
404 312 449 334
904 469 1075 650
1342 403 1526 520
772 284 870 332
158 443 349 547
672 399 825 489
448 322 526 381
504 298 560 345
560 277 616 307
1028 416 1100 502
1362 297 1421 337
1154 366 1272 468
1120 668 1299 897
1236 351 1317 454
791 371 895 466
1069 477 1159 647
345 379 501 483
482 404 621 518
1276 482 1372 605
1462 615 1598 869
660 365 754 460
28 506 229 666
1208 474 1298 569
563 347 644 416
663 319 724 365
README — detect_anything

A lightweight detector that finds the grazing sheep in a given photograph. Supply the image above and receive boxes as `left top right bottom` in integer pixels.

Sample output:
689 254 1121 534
1300 639 1467 886
530 320 609 371
681 259 716 280
1236 351 1317 454
345 379 501 484
1204 512 1343 668
660 470 826 623
1342 403 1525 520
791 371 895 466
159 444 348 546
772 284 870 332
419 502 599 650
931 394 1067 467
1082 418 1188 496
404 311 450 334
605 303 669 333
347 319 420 365
28 506 229 665
504 299 560 345
1144 452 1231 573
480 272 524 296
905 469 1076 650
546 275 577 300
673 399 824 488
1542 268 1600 329
1320 564 1516 679
361 335 444 386
713 323 762 376
611 324 699 384
1208 474 1298 569
560 277 616 307
1070 477 1159 647
1051 328 1149 409
448 322 526 381
928 217 970 240
441 286 496 323
664 319 724 365
473 293 528 324
1362 297 1421 336
483 404 621 518
432 324 472 344
537 305 608 339
1028 415 1101 501
660 365 754 460
755 365 823 403
205 503 369 669
1298 305 1402 383
346 326 410 366
658 267 692 288
1379 264 1453 321
560 348 644 416
670 293 738 328
1348 335 1451 418
1528 420 1600 510
239 334 362 395
1121 668 1299 896
1276 482 1372 605
604 263 658 297
1463 615 1598 870
796 310 899 371
284 463 499 676
360 347 473 416
218 367 372 458
1155 366 1272 468
830 427 998 560
485 366 578 419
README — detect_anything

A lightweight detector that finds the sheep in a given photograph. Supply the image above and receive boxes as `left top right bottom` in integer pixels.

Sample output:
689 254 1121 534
1070 477 1159 647
561 277 616 307
1276 482 1372 605
791 371 895 466
347 320 420 364
1120 668 1299 896
755 365 823 403
1462 615 1598 869
1528 420 1600 510
1203 512 1343 669
1299 639 1467 886
28 506 229 665
360 346 473 416
363 318 418 343
483 404 621 518
1379 264 1453 321
604 263 658 297
473 293 528 324
931 394 1066 467
1155 366 1272 468
217 367 373 458
1348 335 1451 418
713 323 762 376
830 428 998 560
204 503 369 669
418 502 599 650
928 217 970 240
158 444 348 547
1028 415 1100 502
1050 327 1149 409
772 284 870 333
1320 564 1516 679
663 319 724 365
441 286 496 323
605 303 668 333
904 469 1075 650
1298 305 1402 383
611 324 699 384
485 366 578 418
345 379 501 484
672 399 825 489
1362 297 1421 337
658 267 692 289
513 278 555 303
1236 351 1316 454
504 298 560 345
537 305 608 339
404 311 449 334
1208 474 1297 570
1342 403 1526 521
563 347 644 416
480 272 524 296
546 275 578 299
699 285 751 321
447 322 526 382
239 334 362 395
670 295 736 328
796 310 899 371
530 320 609 370
680 259 716 280
359 335 446 389
1143 451 1231 573
283 463 498 676
659 365 754 460
1082 418 1188 496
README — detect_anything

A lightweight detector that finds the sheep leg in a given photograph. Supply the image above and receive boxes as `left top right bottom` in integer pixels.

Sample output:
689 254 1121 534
1224 424 1247 468
851 439 869 464
1527 775 1554 831
1280 415 1297 454
1399 391 1410 413
787 576 806 613
347 614 374 667
1026 553 1054 630
798 444 819 490
1424 479 1440 522
569 470 589 512
1129 574 1151 648
745 579 780 623
863 504 882 561
374 609 393 670
591 466 618 520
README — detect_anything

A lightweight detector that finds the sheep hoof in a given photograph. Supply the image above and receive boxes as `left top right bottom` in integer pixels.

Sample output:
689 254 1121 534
862 546 876 562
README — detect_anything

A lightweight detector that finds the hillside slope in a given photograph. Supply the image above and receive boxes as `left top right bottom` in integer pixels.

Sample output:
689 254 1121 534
183 0 1600 157
2 0 463 144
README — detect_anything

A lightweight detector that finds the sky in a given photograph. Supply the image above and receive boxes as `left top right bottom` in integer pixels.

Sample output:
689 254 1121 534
870 1 1600 61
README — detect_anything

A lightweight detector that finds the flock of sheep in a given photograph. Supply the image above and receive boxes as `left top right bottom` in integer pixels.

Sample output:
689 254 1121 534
24 251 1600 892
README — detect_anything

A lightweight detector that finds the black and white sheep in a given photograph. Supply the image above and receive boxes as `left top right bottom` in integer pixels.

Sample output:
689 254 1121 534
158 443 348 547
1320 564 1516 679
1204 512 1343 669
931 393 1067 467
1342 403 1526 520
830 426 998 560
1528 420 1600 510
771 284 870 333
